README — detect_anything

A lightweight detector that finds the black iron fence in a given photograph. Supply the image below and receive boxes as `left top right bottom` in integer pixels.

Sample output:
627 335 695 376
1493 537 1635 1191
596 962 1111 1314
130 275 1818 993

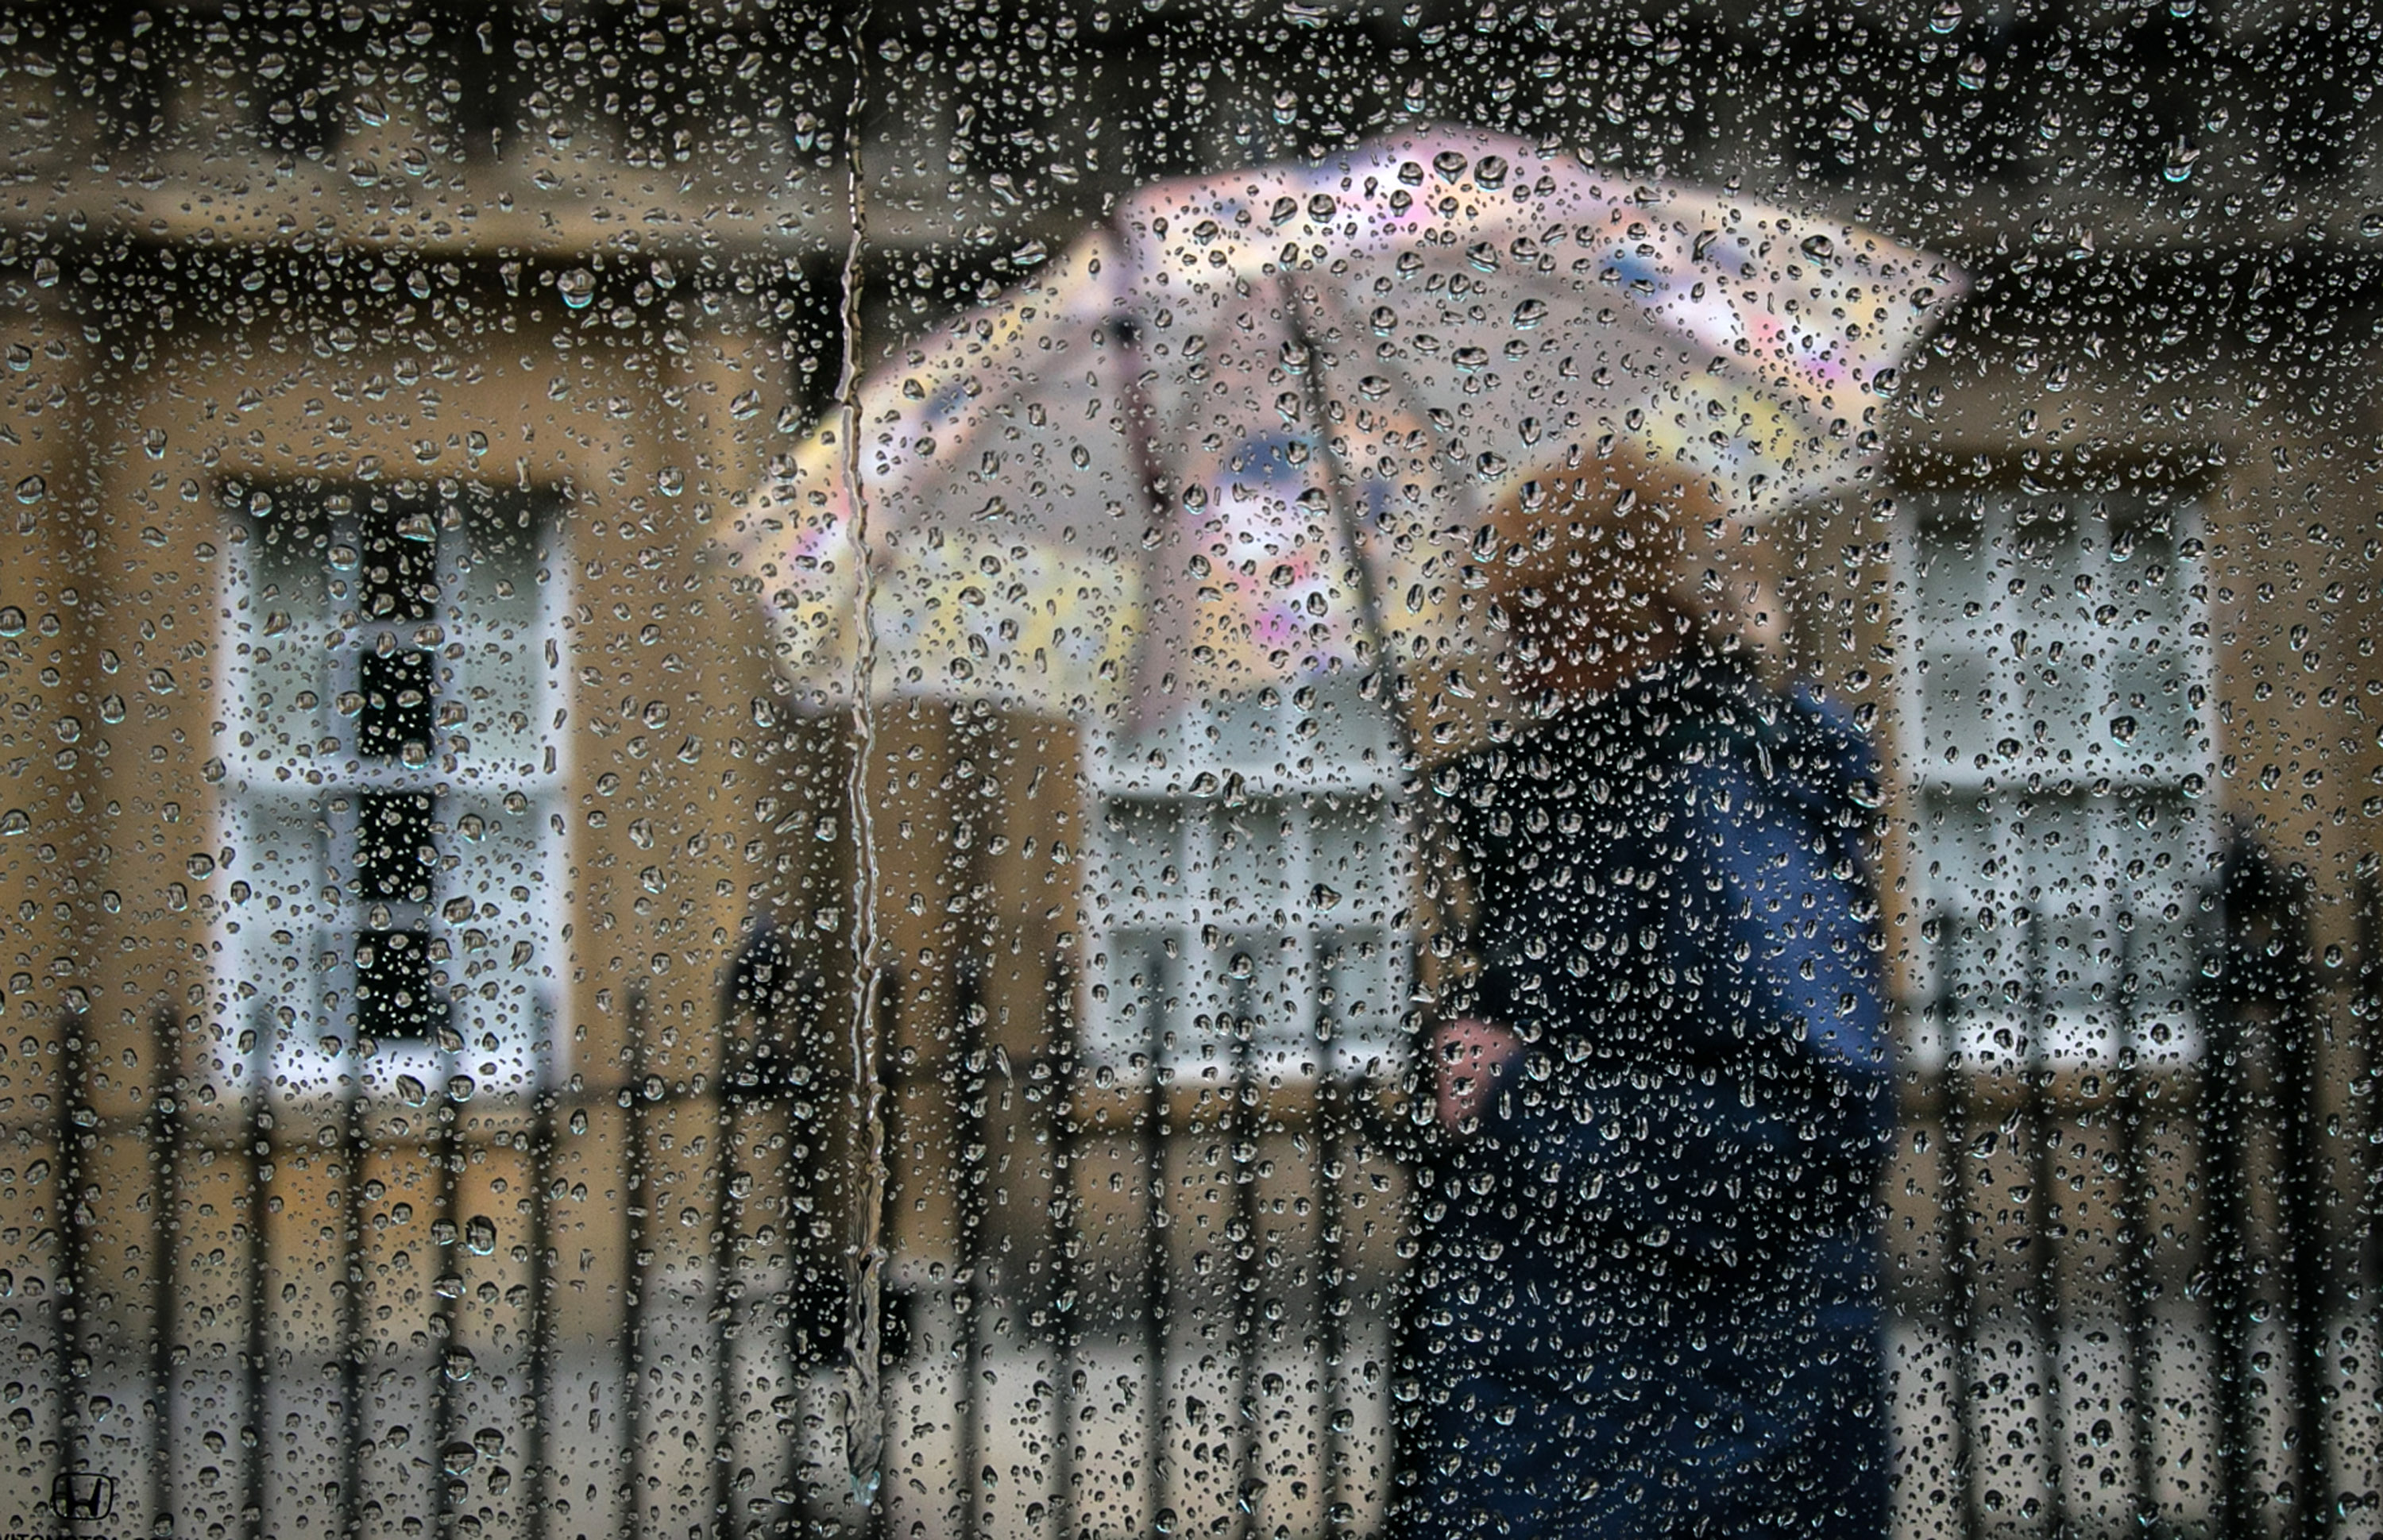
1893 842 2376 1540
9 851 2377 1538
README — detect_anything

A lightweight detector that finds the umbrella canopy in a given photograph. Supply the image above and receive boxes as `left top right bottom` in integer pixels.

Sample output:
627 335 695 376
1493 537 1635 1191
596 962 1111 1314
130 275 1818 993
726 128 1958 752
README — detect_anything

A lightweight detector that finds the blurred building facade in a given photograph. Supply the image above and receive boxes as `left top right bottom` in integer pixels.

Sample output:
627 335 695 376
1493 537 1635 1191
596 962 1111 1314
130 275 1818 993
1 2 2381 1537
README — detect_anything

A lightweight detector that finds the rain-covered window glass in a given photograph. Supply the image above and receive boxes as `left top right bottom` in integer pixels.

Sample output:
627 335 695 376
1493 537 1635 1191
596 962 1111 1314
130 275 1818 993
6 5 2382 1540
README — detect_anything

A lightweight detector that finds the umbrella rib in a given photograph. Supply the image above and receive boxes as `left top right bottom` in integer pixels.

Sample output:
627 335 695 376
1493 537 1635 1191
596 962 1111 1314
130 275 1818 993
1107 309 1176 729
1300 284 1493 544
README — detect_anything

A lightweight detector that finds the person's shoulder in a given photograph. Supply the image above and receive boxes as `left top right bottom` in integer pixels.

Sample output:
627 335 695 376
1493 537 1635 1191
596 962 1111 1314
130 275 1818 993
1623 648 1769 758
1650 653 1879 820
1776 682 1879 809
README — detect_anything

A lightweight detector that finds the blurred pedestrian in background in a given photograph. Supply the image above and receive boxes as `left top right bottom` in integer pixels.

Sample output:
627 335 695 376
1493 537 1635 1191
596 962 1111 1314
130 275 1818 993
1403 470 1896 1540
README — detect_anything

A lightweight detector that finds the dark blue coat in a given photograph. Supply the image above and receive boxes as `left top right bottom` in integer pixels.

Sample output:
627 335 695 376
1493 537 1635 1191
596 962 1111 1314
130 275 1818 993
1400 650 1894 1540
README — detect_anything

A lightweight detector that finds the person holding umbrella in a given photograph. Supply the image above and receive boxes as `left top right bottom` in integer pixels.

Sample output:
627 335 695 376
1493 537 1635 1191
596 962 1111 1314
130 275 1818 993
728 128 1955 1533
1407 466 1898 1540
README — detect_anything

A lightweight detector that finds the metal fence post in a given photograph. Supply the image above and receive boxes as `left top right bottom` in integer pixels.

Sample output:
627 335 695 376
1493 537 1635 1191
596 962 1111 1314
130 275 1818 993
2203 844 2258 1540
51 1010 87 1536
523 1007 558 1540
955 964 991 1540
2112 920 2160 1531
618 982 653 1540
241 1013 270 1540
2362 873 2383 1522
1929 915 1980 1540
1044 956 1079 1540
2020 914 2067 1536
147 1006 180 1536
430 1030 463 1540
1144 958 1175 1539
709 996 745 1540
2273 874 2329 1540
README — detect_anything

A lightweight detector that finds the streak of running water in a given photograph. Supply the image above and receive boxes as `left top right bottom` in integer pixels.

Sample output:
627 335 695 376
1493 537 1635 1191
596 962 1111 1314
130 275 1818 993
828 0 888 1511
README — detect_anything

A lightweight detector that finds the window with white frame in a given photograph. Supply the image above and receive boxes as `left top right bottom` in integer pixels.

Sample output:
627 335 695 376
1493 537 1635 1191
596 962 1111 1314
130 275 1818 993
217 481 568 1098
1083 676 1410 1089
1903 488 2215 1066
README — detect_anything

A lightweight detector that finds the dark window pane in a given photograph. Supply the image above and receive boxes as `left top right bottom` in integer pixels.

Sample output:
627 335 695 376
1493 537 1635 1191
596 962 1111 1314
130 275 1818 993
359 498 438 623
353 926 440 1041
356 791 436 903
357 649 434 759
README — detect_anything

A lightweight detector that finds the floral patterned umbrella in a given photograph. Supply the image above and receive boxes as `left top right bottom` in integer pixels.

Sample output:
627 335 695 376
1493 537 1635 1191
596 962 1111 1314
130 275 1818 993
726 127 1958 751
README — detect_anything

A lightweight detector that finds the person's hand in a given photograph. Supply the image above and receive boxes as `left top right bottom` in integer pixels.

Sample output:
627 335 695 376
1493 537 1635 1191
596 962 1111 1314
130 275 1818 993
1431 1017 1524 1133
